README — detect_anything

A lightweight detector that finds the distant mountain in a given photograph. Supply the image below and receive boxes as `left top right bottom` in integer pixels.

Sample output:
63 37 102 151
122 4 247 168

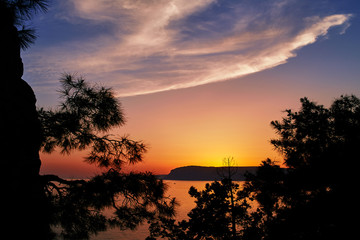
161 166 259 181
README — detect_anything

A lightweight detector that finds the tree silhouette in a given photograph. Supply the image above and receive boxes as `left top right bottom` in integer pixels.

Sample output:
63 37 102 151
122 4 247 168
241 95 360 240
0 0 48 50
217 157 238 239
37 74 176 239
38 74 140 165
148 180 249 240
149 95 359 240
1 1 175 239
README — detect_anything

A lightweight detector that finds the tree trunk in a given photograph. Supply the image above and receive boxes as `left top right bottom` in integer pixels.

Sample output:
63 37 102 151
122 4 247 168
228 178 237 239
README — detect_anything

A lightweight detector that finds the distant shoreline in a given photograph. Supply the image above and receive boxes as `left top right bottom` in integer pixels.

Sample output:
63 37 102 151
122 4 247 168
158 166 259 181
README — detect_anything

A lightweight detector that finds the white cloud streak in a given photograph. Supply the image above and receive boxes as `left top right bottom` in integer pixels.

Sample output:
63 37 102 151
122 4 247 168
23 0 352 98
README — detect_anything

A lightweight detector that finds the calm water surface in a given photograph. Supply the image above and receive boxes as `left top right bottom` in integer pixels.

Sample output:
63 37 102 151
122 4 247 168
91 180 230 240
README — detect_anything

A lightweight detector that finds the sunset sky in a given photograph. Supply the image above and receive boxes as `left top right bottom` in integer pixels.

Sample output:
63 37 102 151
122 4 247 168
22 0 360 177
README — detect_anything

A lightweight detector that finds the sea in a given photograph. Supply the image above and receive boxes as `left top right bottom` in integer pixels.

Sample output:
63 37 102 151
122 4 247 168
89 180 237 240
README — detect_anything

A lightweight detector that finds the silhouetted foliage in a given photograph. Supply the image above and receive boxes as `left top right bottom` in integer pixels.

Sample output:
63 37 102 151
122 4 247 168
217 157 239 239
149 95 359 240
243 95 360 240
38 74 145 168
36 75 176 239
148 179 250 240
0 0 48 49
1 1 175 238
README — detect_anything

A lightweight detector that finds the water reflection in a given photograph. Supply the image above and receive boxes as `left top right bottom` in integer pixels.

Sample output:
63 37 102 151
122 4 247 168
92 180 244 240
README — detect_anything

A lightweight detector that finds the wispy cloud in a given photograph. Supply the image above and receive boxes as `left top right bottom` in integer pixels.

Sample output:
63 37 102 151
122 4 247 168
23 0 352 98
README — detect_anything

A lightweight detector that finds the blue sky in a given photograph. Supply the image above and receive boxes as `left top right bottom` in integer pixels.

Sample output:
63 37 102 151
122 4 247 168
20 0 360 176
23 0 360 104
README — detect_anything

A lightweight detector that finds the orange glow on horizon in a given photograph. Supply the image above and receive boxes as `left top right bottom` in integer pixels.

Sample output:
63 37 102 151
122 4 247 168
25 0 357 180
40 76 291 178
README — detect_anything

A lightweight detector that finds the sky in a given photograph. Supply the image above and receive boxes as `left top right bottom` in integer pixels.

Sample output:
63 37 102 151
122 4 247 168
22 0 360 177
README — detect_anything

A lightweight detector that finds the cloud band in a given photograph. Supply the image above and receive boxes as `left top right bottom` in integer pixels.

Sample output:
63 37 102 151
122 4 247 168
23 0 352 98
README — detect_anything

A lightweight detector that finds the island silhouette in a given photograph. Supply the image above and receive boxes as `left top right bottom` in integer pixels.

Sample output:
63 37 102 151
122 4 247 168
161 166 261 181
